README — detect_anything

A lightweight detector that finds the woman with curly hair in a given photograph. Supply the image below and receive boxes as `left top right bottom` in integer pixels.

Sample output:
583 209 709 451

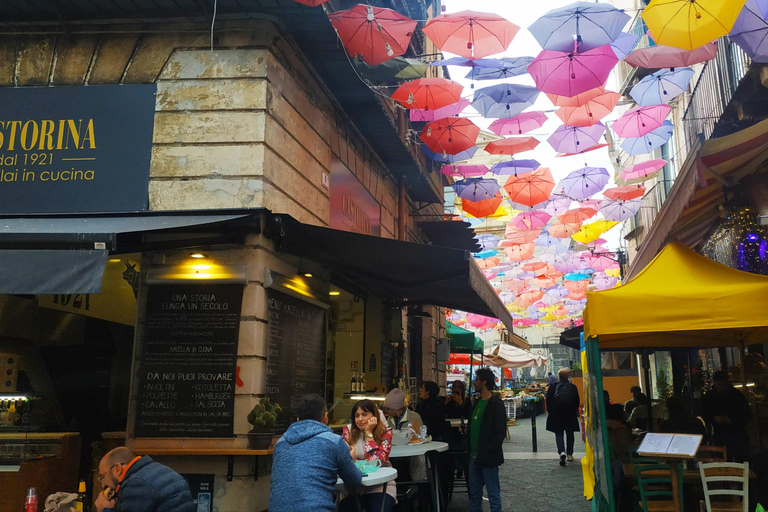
341 399 395 512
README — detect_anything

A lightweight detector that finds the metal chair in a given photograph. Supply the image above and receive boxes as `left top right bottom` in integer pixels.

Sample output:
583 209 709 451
698 462 749 512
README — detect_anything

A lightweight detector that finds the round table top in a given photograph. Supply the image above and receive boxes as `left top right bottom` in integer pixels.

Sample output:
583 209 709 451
390 441 449 458
334 467 398 490
448 418 466 428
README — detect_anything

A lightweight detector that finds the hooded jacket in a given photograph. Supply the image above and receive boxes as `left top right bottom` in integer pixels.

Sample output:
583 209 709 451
104 456 195 512
270 420 362 512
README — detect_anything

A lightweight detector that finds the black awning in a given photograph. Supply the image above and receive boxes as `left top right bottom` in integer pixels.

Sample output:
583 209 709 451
560 325 584 350
269 215 514 331
417 221 481 252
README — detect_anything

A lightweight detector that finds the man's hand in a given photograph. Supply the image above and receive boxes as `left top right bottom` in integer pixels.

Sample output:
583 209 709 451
95 489 116 512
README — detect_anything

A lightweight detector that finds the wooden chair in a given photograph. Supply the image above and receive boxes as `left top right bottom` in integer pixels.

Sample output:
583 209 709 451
633 457 684 512
698 462 749 512
696 446 727 463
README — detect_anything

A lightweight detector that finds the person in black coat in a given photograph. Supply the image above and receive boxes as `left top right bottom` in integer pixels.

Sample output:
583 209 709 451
546 368 581 466
445 379 473 419
416 380 447 441
701 371 752 462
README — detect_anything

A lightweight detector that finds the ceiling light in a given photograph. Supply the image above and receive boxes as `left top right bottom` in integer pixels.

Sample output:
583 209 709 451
329 291 341 296
303 273 314 278
190 253 207 259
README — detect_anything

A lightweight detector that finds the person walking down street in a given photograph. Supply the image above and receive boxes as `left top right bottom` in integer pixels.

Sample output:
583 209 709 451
95 447 195 512
702 371 752 462
270 394 362 512
467 367 507 512
546 368 581 467
416 380 447 441
547 372 558 388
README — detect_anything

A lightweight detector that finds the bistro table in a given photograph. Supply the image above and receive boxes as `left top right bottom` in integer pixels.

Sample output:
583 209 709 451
390 441 449 512
334 467 398 512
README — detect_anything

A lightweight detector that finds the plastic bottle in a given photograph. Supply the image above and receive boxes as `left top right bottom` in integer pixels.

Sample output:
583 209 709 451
24 488 37 512
75 480 87 512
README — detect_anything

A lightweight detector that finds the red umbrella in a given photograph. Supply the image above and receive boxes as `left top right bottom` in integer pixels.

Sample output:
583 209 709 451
392 78 464 110
555 92 620 127
603 185 645 201
485 137 540 155
462 192 503 218
504 242 535 261
504 226 542 244
557 207 597 224
423 10 520 59
328 5 417 66
503 167 555 207
528 46 618 97
420 117 480 155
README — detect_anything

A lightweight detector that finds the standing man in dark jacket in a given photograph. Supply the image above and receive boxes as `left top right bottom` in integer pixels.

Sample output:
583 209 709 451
95 447 195 512
467 367 506 512
546 368 581 466
701 371 752 462
416 380 447 440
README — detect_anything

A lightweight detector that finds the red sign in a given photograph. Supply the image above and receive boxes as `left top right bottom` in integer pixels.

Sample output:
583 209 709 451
330 158 381 236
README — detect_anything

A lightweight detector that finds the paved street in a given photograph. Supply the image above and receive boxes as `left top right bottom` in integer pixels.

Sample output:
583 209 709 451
446 414 591 512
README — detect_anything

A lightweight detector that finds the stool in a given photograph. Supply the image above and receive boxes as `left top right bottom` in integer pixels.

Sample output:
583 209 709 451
446 449 470 502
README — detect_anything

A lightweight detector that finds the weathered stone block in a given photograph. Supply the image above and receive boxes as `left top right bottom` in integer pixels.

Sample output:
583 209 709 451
52 35 98 85
237 321 267 357
88 33 141 84
155 79 268 111
236 357 266 396
150 144 265 178
148 178 263 209
153 111 266 144
241 285 267 319
159 49 269 80
16 35 54 86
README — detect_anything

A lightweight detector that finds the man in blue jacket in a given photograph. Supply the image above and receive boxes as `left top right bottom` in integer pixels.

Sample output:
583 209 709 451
95 447 195 512
270 394 362 512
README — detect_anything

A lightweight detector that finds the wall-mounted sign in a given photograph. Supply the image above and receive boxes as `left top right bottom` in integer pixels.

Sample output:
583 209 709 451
330 157 381 236
0 84 155 213
135 283 242 438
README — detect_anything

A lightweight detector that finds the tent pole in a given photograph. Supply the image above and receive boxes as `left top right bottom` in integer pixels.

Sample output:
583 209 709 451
470 349 474 396
739 340 747 396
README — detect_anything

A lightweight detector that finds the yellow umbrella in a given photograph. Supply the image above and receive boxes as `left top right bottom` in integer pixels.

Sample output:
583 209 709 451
572 220 618 244
604 267 621 278
641 0 747 51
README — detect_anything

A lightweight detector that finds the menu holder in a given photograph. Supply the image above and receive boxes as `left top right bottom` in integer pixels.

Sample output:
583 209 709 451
637 433 703 459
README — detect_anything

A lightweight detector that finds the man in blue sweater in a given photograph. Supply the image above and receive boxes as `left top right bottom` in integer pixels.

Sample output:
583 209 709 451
270 394 362 512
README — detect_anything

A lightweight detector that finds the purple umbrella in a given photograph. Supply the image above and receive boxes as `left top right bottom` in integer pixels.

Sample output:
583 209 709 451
730 0 768 62
564 300 586 315
422 145 478 163
506 267 534 280
599 198 641 221
465 56 536 80
610 32 639 59
490 159 541 176
593 272 619 290
620 120 673 156
472 83 541 119
475 234 500 251
547 285 571 299
410 98 471 122
544 194 573 216
441 164 490 177
547 123 605 153
556 166 610 199
528 2 630 53
453 177 501 201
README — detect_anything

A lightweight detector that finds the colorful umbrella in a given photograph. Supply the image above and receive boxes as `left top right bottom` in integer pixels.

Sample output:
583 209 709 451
410 98 471 122
504 279 530 294
465 56 535 80
581 251 619 271
630 67 695 106
506 267 535 280
599 198 641 221
512 210 552 230
642 0 747 50
528 2 630 53
612 104 671 138
571 219 618 243
475 234 500 251
328 5 417 66
462 193 503 218
552 253 590 273
441 164 490 178
558 207 597 224
422 145 478 163
490 159 541 176
475 248 498 259
485 137 540 155
292 0 329 5
610 32 640 59
556 143 610 157
603 185 645 201
548 221 581 238
504 242 536 261
489 112 548 136
547 86 605 107
392 78 463 110
547 123 605 154
472 84 540 119
423 10 521 59
730 0 768 62
528 46 618 97
360 57 427 83
521 261 548 272
504 226 542 244
475 257 500 269
453 177 501 201
624 42 718 68
620 120 674 156
544 195 573 216
503 167 556 207
554 92 620 126
430 57 478 67
556 166 610 199
620 159 667 183
578 198 602 211
421 117 480 155
593 273 619 290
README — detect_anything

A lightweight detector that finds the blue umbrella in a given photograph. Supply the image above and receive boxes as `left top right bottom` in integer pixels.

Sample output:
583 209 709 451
610 32 639 59
475 234 500 252
464 57 535 80
422 145 478 163
453 177 502 201
490 159 541 176
620 120 673 156
730 0 768 63
630 67 695 106
472 84 540 119
528 1 631 53
564 272 591 281
474 249 499 259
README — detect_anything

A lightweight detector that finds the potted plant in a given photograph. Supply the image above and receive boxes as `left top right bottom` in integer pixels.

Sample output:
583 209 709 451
246 397 282 450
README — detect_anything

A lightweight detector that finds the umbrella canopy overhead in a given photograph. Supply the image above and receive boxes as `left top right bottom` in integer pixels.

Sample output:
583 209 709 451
453 177 501 201
620 159 667 183
528 45 618 97
546 86 605 107
490 159 541 176
555 91 620 126
571 219 618 243
556 166 610 199
423 145 478 163
630 67 695 106
475 234 500 251
392 78 464 110
503 167 556 207
441 164 490 178
420 117 480 155
547 123 606 153
511 210 552 230
528 1 630 53
462 193 503 218
485 137 541 155
410 98 471 122
328 5 417 65
548 220 582 238
472 83 540 118
612 104 671 138
465 56 535 80
558 206 597 224
544 195 573 216
603 185 645 201
730 0 768 62
599 198 642 221
504 226 542 244
504 242 536 261
620 120 674 155
624 42 719 68
483 343 549 368
642 0 747 50
423 10 521 59
360 57 427 83
489 112 548 135
610 32 640 59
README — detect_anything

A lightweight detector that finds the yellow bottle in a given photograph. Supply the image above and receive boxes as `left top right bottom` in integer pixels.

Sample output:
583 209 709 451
75 480 87 512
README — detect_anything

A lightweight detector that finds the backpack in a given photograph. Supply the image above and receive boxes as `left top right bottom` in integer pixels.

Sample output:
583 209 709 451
554 382 578 410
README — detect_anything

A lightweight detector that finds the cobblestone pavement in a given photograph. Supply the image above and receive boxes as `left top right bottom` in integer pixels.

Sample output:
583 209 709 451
446 415 592 512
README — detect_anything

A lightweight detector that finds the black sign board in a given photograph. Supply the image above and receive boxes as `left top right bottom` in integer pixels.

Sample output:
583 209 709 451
0 84 155 213
181 474 214 512
265 290 326 431
135 283 243 437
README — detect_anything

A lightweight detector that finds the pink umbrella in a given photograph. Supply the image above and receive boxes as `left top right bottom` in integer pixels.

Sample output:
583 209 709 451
581 251 619 271
578 198 602 211
599 198 642 222
555 319 573 329
547 123 605 154
548 221 581 238
489 111 548 136
511 211 552 230
466 313 495 328
503 226 542 244
593 272 619 290
504 278 530 294
504 242 536 261
528 45 618 97
620 159 667 183
612 105 671 138
573 317 584 327
624 43 718 68
410 98 471 122
441 164 490 177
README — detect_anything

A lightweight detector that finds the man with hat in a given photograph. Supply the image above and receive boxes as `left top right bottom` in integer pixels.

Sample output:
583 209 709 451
383 388 423 432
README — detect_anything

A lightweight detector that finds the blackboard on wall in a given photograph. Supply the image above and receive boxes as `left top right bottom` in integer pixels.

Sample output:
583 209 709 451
265 289 326 431
135 283 243 437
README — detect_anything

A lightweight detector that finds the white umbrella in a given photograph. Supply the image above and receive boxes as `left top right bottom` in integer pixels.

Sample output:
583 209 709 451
482 343 550 368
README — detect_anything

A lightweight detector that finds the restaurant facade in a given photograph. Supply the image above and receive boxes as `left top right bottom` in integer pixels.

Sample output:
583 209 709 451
0 2 518 510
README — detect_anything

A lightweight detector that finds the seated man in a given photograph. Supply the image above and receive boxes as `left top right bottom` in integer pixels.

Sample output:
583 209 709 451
270 394 361 512
660 396 706 437
383 388 423 432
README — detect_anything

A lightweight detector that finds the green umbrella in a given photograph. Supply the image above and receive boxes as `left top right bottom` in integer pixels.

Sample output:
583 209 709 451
359 57 428 83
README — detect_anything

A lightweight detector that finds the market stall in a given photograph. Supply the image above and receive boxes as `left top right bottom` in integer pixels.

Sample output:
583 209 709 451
582 242 768 512
446 322 484 392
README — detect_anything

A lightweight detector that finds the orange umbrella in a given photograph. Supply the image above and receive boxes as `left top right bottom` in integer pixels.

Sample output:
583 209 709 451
504 242 535 261
420 118 480 155
521 261 548 272
555 92 621 127
533 275 558 289
504 278 529 294
569 291 587 301
557 207 597 224
485 137 540 155
392 78 463 110
515 289 544 308
548 221 581 238
564 280 589 294
546 86 605 107
475 257 500 269
603 185 645 201
422 10 520 59
462 192 503 218
504 226 541 244
503 168 555 207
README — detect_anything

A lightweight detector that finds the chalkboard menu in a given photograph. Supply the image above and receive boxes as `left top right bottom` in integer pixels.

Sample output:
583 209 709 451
135 284 243 437
265 290 326 431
